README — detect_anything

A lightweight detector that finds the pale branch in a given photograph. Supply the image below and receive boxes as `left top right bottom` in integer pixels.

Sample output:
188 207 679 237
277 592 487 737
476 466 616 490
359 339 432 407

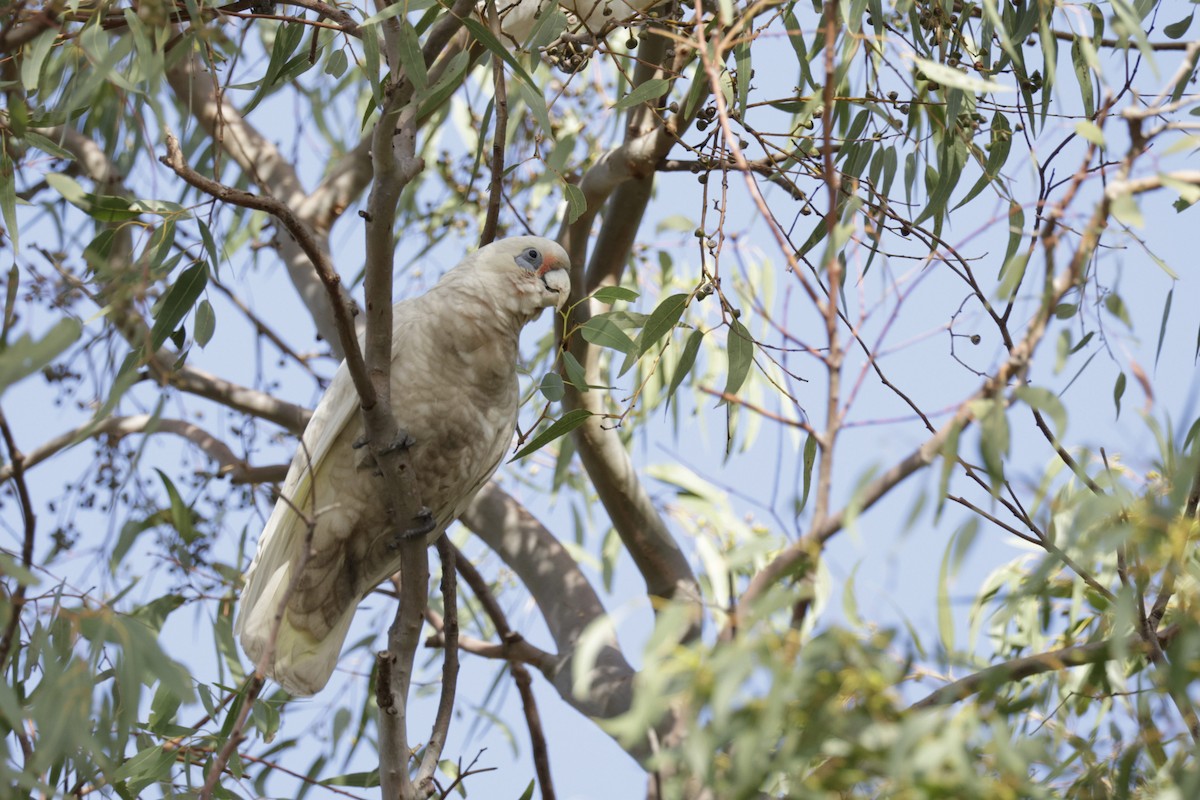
910 625 1181 710
459 483 636 720
0 1 63 52
0 414 275 485
1103 170 1200 199
416 538 459 785
280 0 363 37
558 27 702 612
379 550 429 800
170 365 312 435
166 51 351 352
424 619 556 672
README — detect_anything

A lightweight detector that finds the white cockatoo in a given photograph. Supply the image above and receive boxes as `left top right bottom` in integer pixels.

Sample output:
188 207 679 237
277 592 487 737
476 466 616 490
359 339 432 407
236 236 571 695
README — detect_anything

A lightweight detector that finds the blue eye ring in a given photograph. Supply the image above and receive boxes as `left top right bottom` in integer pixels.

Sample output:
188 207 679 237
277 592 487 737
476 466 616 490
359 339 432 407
516 247 544 271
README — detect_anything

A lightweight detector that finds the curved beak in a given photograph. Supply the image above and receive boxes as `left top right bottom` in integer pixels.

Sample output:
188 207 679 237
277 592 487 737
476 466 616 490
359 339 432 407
536 253 568 277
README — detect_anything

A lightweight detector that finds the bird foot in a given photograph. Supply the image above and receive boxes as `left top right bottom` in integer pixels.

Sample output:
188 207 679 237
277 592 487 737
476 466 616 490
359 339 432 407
383 431 417 454
354 431 416 471
389 507 436 547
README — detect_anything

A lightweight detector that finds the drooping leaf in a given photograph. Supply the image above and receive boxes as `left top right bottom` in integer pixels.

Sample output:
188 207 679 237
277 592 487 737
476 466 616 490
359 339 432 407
509 409 593 461
538 372 565 402
149 262 208 352
593 286 639 304
0 317 82 394
579 314 635 354
722 319 754 399
666 328 704 405
613 78 671 111
797 434 818 514
194 299 216 348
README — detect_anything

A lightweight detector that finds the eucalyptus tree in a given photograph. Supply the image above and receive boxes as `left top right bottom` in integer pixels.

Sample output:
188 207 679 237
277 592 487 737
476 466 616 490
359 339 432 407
1 0 1199 797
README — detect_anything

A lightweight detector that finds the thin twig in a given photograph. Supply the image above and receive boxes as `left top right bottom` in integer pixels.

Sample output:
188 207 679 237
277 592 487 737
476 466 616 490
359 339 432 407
911 625 1181 710
0 405 36 668
479 0 507 247
417 538 459 784
451 546 556 800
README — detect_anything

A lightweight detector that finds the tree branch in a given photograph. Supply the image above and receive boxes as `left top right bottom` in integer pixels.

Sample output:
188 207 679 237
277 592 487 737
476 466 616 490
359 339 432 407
911 625 1182 710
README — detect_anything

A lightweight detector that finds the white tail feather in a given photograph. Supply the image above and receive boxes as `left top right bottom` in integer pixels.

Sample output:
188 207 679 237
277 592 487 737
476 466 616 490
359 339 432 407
236 499 355 696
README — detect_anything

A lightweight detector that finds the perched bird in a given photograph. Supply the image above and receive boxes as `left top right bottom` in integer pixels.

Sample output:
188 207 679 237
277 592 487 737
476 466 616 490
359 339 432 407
236 236 571 695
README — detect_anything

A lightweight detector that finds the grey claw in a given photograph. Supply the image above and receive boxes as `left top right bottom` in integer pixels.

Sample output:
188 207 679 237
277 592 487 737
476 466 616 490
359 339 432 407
389 507 436 548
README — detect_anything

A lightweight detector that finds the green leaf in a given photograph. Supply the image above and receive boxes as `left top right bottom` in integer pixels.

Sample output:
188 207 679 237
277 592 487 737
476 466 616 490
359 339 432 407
509 409 593 461
978 399 1010 489
0 317 82 394
242 20 306 115
666 328 704 405
111 515 158 571
563 182 587 224
150 262 208 352
911 55 1013 94
538 372 565 402
156 468 198 544
722 318 754 398
996 253 1028 301
592 286 639 304
1110 192 1143 228
613 78 671 111
0 145 17 252
1113 372 1126 419
579 315 635 354
1075 120 1105 147
194 299 215 348
1071 38 1096 117
1163 11 1194 39
326 48 348 78
958 113 1012 208
322 770 381 788
797 434 818 513
1013 385 1068 438
1155 288 1172 369
456 14 541 94
937 534 955 652
936 422 961 518
396 17 427 93
635 293 687 358
561 350 589 392
1104 291 1132 328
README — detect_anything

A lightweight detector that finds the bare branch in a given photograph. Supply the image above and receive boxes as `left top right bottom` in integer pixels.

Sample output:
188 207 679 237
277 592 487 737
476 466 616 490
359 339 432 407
0 405 37 668
911 625 1182 710
0 413 282 485
417 538 460 785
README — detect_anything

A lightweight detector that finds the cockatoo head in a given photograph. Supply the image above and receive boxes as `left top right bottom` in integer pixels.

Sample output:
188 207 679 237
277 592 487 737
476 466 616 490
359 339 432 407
474 235 571 320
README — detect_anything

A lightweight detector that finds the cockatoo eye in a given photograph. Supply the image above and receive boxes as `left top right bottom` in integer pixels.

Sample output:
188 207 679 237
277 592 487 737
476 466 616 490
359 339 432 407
515 247 543 271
